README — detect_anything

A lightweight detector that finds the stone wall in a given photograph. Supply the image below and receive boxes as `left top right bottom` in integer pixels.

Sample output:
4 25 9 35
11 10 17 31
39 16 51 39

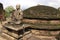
23 29 60 40
31 30 60 40
23 19 60 25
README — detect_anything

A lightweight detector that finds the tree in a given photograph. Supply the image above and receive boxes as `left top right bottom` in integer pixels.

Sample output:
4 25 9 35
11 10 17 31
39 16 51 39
58 7 60 11
5 6 15 17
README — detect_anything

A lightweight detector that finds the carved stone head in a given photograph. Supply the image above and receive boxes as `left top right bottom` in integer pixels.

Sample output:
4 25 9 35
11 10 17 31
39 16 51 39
16 4 20 10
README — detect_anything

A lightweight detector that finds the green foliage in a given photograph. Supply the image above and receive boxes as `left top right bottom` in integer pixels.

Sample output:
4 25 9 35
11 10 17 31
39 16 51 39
5 6 15 17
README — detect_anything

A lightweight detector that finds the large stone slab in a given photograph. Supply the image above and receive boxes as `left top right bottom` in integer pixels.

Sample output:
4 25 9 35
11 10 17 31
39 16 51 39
0 33 16 40
31 30 60 36
3 23 30 31
1 26 31 39
23 33 57 40
1 27 23 38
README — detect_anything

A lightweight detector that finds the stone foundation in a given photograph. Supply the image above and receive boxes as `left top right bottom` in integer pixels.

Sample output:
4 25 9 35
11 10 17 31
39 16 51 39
26 30 60 40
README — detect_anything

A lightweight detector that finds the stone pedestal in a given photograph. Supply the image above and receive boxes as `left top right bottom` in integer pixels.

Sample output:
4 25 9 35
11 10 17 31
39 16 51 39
0 23 30 40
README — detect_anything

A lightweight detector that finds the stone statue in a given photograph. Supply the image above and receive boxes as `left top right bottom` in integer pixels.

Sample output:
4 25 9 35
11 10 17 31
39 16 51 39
14 4 23 20
9 4 23 24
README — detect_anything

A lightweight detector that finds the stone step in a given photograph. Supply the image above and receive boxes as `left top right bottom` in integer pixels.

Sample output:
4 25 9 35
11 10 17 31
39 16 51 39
0 36 7 40
33 35 57 40
3 23 30 31
1 27 31 39
28 36 57 40
0 33 17 40
1 27 19 38
23 33 57 40
31 30 60 36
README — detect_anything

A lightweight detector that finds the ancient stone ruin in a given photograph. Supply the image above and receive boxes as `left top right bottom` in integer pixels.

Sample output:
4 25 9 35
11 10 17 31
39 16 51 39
22 5 60 40
0 3 60 40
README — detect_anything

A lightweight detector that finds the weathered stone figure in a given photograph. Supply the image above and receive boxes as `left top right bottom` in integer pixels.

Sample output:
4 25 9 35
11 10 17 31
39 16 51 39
14 4 23 20
9 4 23 24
